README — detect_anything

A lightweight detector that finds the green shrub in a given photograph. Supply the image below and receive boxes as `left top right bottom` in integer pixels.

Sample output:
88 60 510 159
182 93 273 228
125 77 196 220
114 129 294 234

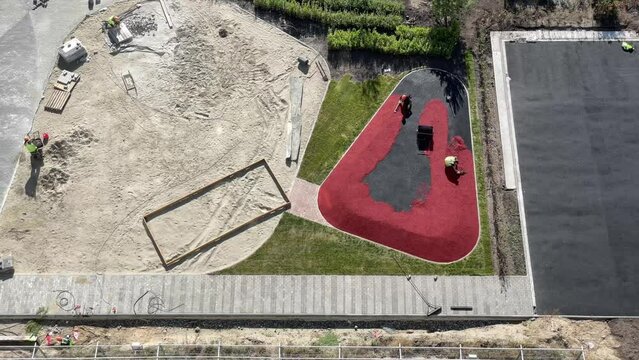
314 331 340 346
327 23 460 57
254 0 403 29
305 0 405 15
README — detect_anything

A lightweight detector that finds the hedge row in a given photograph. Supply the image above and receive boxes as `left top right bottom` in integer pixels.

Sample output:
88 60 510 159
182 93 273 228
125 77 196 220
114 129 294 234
327 24 460 58
304 0 404 16
254 0 403 29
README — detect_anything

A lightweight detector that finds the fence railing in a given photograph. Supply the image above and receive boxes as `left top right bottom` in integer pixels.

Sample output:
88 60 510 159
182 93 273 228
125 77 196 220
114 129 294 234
0 343 586 360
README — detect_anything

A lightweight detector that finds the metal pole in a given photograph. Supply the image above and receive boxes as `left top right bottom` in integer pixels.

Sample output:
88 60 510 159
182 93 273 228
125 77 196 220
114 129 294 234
519 345 524 360
459 344 463 360
94 342 99 359
156 344 160 360
338 344 341 359
217 341 221 359
278 343 281 359
31 343 37 359
398 344 402 359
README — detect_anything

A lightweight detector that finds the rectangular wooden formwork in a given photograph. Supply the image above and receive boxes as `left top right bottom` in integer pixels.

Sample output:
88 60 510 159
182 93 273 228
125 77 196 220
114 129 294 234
143 159 291 269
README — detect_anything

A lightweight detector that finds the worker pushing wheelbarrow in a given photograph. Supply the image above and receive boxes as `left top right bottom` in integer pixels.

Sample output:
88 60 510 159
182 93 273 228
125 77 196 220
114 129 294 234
23 131 49 160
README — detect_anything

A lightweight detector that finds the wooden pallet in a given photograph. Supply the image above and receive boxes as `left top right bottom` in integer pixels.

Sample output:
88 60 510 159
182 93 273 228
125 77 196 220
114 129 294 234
45 76 79 113
44 90 72 113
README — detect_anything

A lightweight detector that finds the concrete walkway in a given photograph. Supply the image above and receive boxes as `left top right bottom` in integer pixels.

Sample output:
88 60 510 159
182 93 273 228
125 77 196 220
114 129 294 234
0 0 115 212
0 274 533 319
288 178 329 226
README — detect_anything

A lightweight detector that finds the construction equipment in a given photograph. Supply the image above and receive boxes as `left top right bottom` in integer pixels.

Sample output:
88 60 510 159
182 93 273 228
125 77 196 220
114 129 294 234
102 4 140 50
58 38 87 64
0 256 14 275
105 22 133 49
417 125 433 152
32 0 49 10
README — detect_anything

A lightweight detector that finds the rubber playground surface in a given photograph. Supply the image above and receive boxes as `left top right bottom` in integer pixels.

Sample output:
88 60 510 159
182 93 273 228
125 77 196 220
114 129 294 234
318 70 479 263
507 41 639 316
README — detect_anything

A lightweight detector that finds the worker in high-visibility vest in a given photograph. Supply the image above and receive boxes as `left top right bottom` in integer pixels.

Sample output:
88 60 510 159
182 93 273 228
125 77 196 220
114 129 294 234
106 15 121 28
622 41 634 53
23 134 46 159
445 155 465 176
23 136 38 155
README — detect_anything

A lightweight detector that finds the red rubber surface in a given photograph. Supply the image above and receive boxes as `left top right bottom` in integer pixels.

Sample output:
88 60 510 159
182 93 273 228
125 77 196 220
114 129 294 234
318 95 479 262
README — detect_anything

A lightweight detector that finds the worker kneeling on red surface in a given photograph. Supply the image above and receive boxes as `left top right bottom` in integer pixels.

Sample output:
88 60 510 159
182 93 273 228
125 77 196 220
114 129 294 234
444 155 465 176
394 94 412 125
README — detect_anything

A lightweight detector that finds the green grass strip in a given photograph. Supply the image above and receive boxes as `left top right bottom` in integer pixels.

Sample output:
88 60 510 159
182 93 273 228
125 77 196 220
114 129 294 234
254 0 403 29
327 25 460 58
464 51 494 274
221 67 495 276
298 74 401 185
218 213 494 275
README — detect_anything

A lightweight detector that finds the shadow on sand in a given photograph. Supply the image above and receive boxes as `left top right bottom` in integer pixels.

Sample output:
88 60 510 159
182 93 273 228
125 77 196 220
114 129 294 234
25 156 43 198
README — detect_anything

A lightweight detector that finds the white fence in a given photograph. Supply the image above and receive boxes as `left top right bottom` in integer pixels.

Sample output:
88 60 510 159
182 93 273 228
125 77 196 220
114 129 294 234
0 343 586 360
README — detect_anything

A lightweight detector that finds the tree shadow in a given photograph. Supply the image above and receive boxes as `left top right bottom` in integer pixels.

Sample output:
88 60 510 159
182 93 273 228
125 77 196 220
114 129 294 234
25 156 43 198
362 76 382 100
327 47 467 81
430 69 464 115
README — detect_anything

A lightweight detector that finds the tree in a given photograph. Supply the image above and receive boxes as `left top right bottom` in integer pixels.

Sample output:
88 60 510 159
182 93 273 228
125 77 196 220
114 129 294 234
431 0 472 26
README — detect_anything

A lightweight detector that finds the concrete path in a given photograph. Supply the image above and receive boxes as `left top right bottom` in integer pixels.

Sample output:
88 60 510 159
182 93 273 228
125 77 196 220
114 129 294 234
0 0 115 212
288 177 329 226
0 274 533 319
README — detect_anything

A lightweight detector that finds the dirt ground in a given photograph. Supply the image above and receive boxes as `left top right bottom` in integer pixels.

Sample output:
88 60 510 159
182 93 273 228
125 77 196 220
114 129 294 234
146 165 287 265
3 318 638 358
0 0 328 273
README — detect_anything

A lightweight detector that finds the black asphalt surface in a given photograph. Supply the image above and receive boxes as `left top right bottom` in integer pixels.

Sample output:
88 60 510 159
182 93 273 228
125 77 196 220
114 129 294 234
507 42 639 316
364 70 470 211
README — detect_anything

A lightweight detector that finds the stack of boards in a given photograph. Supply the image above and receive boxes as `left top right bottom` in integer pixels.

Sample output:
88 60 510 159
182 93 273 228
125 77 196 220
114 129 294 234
44 70 80 113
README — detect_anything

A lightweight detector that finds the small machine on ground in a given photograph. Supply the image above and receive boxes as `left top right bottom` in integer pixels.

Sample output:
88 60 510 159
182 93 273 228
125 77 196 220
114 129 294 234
58 38 87 64
0 256 14 275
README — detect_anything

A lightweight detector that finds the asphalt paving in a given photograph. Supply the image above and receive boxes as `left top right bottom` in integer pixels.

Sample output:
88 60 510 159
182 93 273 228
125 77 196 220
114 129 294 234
507 41 639 316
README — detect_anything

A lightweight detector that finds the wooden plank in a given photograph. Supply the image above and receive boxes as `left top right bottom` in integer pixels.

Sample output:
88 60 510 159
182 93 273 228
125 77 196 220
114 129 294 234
54 80 77 92
288 76 304 161
159 0 173 29
316 61 328 81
